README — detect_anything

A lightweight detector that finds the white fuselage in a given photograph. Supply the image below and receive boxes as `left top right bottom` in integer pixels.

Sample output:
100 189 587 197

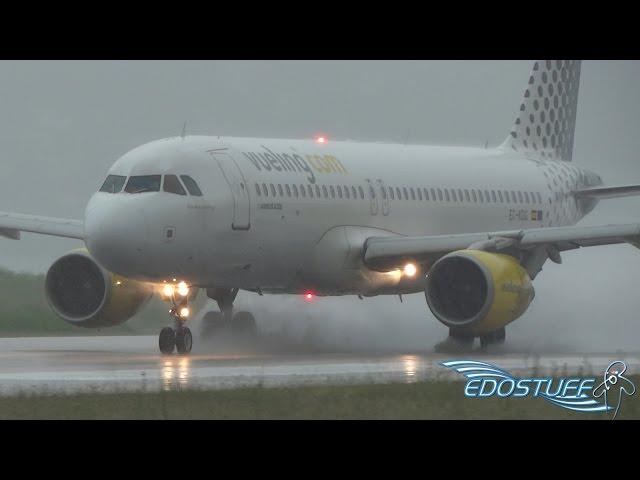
83 136 602 296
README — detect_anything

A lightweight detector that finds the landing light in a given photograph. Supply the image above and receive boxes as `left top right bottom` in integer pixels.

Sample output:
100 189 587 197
403 263 417 277
163 284 175 297
180 307 190 318
177 281 189 297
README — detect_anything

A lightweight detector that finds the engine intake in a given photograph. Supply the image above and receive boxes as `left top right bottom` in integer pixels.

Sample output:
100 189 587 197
45 250 152 328
425 250 534 335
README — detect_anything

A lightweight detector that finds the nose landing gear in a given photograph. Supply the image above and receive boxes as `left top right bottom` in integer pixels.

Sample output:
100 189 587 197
158 283 194 355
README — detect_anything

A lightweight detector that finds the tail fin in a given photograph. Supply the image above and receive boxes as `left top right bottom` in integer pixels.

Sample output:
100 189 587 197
502 60 582 162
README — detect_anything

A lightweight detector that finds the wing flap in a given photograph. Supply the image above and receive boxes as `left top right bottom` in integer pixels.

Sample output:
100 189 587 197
0 211 84 240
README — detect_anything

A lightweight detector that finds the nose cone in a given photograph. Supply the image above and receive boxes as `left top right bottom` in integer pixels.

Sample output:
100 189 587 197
85 194 150 278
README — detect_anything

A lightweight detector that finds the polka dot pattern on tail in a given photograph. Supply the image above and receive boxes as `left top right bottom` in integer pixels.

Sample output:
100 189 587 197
504 60 581 162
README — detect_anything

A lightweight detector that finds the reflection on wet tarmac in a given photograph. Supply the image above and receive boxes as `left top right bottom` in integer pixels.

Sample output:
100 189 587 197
0 336 638 396
161 356 191 391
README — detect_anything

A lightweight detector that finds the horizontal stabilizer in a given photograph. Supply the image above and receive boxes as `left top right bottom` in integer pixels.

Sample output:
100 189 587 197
574 184 640 200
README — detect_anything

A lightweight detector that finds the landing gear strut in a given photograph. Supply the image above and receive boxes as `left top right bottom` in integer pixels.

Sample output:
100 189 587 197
200 287 257 339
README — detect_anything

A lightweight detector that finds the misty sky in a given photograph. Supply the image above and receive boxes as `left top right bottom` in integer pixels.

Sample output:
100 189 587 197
1 60 639 352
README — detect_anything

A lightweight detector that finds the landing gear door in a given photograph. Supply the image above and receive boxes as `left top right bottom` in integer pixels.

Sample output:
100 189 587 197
211 152 251 230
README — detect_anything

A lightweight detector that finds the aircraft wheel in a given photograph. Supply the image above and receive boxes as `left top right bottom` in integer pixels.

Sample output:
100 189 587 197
159 327 176 355
479 328 506 349
232 311 257 337
175 327 193 354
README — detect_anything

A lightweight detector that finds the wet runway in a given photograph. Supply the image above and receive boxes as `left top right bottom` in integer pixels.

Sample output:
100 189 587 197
0 335 638 395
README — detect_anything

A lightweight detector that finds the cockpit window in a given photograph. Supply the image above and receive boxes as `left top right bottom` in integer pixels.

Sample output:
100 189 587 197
163 175 187 196
180 175 203 196
99 175 126 193
124 175 161 193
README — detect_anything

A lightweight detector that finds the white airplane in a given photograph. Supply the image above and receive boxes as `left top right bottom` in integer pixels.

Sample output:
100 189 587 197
2 60 639 355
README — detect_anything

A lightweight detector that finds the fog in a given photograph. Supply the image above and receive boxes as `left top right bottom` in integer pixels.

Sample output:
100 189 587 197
1 60 639 353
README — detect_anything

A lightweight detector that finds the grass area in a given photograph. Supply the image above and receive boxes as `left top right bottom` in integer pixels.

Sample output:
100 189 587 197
1 378 638 420
0 267 187 335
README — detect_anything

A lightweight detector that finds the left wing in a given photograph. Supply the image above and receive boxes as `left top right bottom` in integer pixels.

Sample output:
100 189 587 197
363 223 640 271
0 211 84 240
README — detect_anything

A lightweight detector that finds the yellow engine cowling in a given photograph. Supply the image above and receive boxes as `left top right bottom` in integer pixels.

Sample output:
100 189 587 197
45 249 153 328
425 250 534 336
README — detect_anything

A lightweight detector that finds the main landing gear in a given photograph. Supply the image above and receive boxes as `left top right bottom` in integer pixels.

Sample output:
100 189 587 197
158 282 194 355
434 327 506 354
200 287 258 339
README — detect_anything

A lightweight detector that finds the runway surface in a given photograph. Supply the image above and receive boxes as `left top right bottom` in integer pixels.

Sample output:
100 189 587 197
0 335 638 395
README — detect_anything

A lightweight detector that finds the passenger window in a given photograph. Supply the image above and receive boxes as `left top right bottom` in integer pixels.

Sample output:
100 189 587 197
491 190 497 203
472 190 477 202
478 190 484 203
424 188 429 201
511 191 518 203
458 189 463 202
396 187 402 199
270 184 276 197
431 188 437 201
300 184 306 198
389 187 395 200
524 192 530 203
464 190 470 202
498 191 503 203
369 185 376 199
351 186 357 198
437 189 443 201
451 190 457 202
330 186 335 198
124 175 161 194
337 185 343 199
410 188 415 200
163 175 187 196
417 188 422 201
262 183 269 197
380 186 386 200
308 185 314 198
315 185 321 197
293 185 299 198
518 191 524 203
255 184 261 196
344 186 350 199
100 175 126 193
444 189 450 202
484 190 490 202
322 185 328 198
358 186 365 199
180 175 203 196
278 184 284 196
286 184 292 197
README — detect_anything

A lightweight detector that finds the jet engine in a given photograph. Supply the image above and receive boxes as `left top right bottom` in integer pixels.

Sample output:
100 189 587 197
425 250 534 335
45 249 153 328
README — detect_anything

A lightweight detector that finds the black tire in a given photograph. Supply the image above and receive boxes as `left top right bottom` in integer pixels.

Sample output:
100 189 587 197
200 311 226 338
480 328 506 349
159 327 176 355
232 311 257 337
175 327 193 354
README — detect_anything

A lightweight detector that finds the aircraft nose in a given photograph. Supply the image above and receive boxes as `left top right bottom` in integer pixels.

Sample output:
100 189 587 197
85 195 150 277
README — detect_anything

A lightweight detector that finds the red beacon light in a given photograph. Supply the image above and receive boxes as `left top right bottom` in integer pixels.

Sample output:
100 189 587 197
303 290 315 302
315 135 327 144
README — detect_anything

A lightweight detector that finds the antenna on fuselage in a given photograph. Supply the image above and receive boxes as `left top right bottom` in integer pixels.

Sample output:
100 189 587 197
181 122 187 140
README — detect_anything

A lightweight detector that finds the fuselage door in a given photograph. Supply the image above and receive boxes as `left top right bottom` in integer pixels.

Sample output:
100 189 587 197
377 179 390 216
211 152 251 230
365 179 379 216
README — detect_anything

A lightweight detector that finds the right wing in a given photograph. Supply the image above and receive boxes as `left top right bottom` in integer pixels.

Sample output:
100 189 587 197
0 211 84 240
